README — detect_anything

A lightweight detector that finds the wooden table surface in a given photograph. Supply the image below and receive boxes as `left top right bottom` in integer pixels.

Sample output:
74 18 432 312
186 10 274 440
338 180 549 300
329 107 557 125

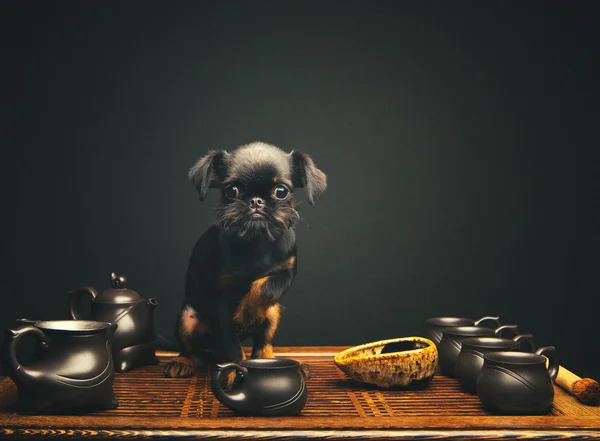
1 346 600 440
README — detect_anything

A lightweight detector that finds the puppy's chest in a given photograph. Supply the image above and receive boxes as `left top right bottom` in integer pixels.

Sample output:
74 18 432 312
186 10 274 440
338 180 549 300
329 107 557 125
218 250 280 291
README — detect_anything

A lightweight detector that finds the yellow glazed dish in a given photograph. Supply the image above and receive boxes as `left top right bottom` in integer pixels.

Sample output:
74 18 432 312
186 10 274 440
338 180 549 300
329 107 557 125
333 337 438 388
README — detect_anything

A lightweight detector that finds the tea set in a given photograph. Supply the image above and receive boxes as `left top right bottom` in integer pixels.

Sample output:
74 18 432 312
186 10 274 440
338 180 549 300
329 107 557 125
425 315 559 414
1 272 309 416
1 278 560 416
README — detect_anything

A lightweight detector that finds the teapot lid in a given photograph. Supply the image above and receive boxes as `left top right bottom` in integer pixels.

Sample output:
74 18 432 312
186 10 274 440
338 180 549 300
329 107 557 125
94 272 143 304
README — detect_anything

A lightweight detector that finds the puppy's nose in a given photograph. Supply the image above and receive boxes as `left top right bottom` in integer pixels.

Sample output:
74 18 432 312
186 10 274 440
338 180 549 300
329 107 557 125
249 197 264 210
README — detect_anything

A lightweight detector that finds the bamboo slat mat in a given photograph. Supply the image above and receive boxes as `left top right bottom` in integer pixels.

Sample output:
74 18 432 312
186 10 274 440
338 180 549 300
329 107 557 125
0 347 599 440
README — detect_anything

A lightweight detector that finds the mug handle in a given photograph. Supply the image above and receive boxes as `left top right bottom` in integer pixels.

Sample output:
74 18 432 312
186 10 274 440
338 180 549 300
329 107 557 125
536 346 559 381
474 316 501 328
513 333 536 352
2 325 49 383
494 324 520 338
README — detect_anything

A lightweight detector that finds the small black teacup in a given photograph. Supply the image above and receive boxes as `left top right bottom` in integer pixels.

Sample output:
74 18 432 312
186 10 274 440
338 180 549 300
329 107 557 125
455 334 535 394
438 324 519 377
477 347 558 415
425 316 501 346
211 358 308 416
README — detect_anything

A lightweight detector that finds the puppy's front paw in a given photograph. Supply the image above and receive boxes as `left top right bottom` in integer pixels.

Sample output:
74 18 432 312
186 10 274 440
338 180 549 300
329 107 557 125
164 357 196 378
224 369 244 392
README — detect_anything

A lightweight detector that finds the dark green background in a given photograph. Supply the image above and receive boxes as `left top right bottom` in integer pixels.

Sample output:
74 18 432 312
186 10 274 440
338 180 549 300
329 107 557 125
1 1 597 378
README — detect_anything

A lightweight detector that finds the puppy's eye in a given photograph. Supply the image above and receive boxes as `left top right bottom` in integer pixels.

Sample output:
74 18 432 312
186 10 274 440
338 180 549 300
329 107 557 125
224 185 239 199
273 185 289 200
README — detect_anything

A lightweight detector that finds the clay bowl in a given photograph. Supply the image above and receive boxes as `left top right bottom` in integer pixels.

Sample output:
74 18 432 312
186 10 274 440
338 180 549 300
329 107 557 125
333 337 438 389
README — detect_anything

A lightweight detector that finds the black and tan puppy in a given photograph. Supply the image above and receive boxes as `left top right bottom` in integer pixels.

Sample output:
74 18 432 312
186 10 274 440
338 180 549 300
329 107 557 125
164 142 327 377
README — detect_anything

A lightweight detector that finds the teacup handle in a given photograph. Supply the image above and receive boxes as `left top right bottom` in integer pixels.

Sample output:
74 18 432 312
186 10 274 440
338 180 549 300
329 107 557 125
536 346 559 381
474 316 501 328
213 362 249 393
211 362 250 412
494 324 519 338
513 333 536 352
215 362 249 381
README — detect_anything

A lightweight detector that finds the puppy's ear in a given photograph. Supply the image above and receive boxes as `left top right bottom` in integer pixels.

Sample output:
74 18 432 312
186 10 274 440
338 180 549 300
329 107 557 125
188 150 229 201
290 151 327 204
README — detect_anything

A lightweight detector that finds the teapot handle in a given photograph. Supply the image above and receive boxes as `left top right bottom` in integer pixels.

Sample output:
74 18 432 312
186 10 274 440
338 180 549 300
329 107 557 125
211 362 249 410
512 333 536 352
474 316 501 328
2 325 49 383
494 324 520 338
536 346 559 381
68 287 98 320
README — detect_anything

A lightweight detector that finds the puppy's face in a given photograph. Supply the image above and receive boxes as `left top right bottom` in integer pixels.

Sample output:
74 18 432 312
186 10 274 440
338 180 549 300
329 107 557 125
189 142 327 241
216 160 299 240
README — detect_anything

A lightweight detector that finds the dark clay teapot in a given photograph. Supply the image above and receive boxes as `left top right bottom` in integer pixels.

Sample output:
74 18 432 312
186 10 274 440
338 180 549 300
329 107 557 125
211 358 308 416
68 272 159 372
1 319 118 414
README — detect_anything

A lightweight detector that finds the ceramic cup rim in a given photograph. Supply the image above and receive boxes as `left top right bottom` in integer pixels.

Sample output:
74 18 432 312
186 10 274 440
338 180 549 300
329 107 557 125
461 337 520 350
30 320 114 333
442 326 495 337
425 317 474 327
483 351 546 365
239 358 300 370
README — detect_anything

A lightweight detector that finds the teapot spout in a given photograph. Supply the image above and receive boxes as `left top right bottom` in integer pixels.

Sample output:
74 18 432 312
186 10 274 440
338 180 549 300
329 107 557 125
147 298 158 309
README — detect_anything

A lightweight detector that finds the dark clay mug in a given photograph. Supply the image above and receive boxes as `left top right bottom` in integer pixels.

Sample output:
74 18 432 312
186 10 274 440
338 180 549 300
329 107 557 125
1 319 118 415
425 316 501 346
477 347 558 414
455 334 535 394
211 358 308 416
438 324 519 377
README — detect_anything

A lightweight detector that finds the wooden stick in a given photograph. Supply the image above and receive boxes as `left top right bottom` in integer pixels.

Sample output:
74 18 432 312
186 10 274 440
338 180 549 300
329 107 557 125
555 365 600 406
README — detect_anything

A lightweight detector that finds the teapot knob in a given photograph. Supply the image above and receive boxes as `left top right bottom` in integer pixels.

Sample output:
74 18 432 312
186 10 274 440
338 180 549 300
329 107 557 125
110 272 128 289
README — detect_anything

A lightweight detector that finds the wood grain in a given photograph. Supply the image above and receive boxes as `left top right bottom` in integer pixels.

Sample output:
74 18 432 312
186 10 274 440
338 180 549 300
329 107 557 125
0 346 599 440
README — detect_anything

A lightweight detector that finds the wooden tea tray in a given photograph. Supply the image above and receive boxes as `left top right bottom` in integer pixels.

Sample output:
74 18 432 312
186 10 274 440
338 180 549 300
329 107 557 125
1 346 599 440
